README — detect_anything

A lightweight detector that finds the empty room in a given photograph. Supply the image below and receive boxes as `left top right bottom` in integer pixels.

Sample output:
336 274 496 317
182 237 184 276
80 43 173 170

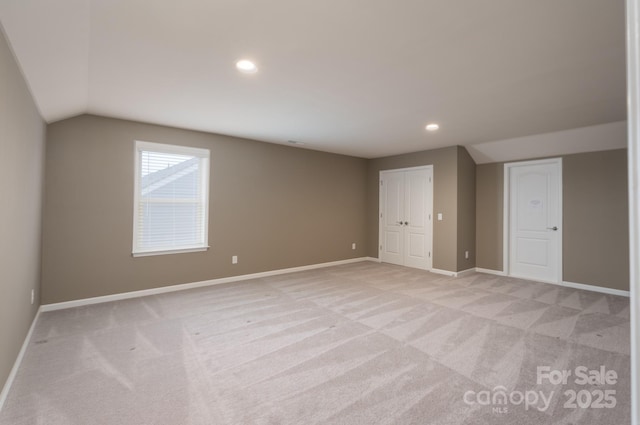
1 1 639 424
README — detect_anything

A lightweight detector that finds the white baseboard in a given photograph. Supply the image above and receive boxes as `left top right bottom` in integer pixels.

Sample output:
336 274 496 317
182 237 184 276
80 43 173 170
456 268 476 277
473 268 630 297
563 281 630 297
0 308 41 412
431 268 457 277
39 256 631 312
430 267 476 277
475 267 507 276
40 257 371 312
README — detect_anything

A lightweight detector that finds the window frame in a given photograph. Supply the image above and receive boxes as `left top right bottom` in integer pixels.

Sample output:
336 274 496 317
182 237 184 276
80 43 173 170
132 140 210 257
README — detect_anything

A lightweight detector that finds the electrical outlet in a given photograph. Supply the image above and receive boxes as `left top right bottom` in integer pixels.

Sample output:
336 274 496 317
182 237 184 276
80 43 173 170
465 250 469 260
232 255 238 264
352 243 356 250
31 289 35 305
437 213 443 221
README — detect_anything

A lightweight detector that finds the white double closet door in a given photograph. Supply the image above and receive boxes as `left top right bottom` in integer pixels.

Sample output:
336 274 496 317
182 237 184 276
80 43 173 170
379 166 433 270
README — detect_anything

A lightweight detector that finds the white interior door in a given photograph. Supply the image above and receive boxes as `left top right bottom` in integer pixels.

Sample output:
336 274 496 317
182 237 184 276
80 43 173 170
507 159 562 283
404 168 432 269
380 171 404 266
380 167 433 270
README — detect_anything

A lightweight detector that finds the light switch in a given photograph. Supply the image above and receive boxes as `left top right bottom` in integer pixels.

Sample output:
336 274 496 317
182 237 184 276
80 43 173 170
437 213 443 221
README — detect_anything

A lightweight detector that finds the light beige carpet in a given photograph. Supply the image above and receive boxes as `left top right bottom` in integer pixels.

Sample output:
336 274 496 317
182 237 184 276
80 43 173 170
0 262 630 424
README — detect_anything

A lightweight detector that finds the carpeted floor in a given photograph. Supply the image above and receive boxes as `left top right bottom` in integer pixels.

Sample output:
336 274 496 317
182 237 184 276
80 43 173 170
0 262 631 424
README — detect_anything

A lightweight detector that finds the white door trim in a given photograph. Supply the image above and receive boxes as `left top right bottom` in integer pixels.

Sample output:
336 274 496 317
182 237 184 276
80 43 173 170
626 0 640 423
503 158 563 283
379 165 433 270
380 165 435 173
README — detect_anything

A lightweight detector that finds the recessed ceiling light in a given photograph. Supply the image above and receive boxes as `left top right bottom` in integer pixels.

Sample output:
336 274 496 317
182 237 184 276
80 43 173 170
425 123 440 132
236 59 258 74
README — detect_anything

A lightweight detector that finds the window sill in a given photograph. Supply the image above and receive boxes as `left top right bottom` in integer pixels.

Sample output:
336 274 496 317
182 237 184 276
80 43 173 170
132 246 210 257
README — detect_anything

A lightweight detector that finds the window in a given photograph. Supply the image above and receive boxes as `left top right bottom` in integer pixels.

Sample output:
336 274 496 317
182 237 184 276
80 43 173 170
133 141 210 256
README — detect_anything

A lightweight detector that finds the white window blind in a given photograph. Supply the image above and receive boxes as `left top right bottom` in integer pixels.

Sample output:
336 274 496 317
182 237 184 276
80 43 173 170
133 141 210 256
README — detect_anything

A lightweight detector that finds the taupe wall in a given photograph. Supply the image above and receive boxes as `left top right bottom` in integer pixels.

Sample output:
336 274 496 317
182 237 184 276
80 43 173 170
563 149 629 290
366 146 476 272
456 146 476 271
38 112 631 303
0 29 45 389
42 115 368 303
475 163 504 271
475 149 629 290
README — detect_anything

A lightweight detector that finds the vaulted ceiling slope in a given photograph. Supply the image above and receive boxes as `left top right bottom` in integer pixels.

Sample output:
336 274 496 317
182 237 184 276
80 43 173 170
0 0 627 159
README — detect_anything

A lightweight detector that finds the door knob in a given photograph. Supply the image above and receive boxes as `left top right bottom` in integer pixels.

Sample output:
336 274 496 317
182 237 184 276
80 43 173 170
404 221 409 225
547 226 558 231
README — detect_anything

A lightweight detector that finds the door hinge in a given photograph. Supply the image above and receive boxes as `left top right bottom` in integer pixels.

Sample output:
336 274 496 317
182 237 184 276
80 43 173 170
429 177 432 183
428 214 431 220
380 213 383 218
380 180 383 186
380 245 382 250
429 252 431 258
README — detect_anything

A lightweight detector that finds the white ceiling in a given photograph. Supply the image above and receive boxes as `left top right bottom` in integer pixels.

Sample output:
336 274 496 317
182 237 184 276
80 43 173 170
0 0 627 159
